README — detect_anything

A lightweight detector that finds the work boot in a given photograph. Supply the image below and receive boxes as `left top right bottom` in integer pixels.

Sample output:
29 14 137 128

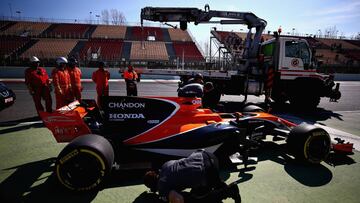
227 184 241 203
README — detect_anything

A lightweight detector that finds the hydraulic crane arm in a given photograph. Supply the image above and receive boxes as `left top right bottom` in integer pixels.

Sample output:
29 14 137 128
140 5 267 58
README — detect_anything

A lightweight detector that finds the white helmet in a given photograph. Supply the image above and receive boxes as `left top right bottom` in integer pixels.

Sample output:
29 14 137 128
30 56 40 63
56 57 68 66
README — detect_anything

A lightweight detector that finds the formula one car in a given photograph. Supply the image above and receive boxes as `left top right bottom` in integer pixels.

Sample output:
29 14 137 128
0 82 16 111
40 96 339 191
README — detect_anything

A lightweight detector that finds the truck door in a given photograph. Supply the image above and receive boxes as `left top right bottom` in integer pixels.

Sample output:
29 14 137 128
279 40 311 71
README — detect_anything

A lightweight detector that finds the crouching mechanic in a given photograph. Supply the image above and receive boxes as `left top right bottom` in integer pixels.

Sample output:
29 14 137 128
144 150 241 203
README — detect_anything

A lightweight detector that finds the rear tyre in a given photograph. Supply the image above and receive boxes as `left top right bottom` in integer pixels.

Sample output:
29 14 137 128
55 134 114 191
287 124 331 164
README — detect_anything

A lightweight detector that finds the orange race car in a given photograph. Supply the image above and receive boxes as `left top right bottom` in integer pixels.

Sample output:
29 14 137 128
40 95 352 192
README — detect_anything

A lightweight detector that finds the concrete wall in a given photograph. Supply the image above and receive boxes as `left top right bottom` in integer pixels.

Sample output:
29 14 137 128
0 67 179 80
0 66 359 81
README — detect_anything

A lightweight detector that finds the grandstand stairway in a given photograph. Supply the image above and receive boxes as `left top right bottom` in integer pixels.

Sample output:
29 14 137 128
0 21 16 32
69 40 86 58
165 43 176 60
40 24 57 37
162 28 171 42
122 42 132 60
125 27 133 40
84 25 97 38
8 39 38 60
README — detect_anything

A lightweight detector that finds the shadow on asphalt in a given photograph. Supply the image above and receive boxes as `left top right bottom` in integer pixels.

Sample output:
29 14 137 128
233 141 346 187
218 101 344 124
0 116 43 135
0 157 98 203
271 103 344 123
0 116 40 127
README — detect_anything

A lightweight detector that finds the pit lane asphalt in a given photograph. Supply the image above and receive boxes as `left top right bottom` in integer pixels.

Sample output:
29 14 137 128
0 80 359 203
1 80 359 125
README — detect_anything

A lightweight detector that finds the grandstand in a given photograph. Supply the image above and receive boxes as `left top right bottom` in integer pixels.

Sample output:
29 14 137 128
91 25 127 39
78 39 124 61
45 23 91 38
210 29 360 71
168 29 192 42
130 41 168 61
0 21 50 37
0 19 359 71
0 36 30 57
0 19 206 67
21 39 78 59
173 42 204 61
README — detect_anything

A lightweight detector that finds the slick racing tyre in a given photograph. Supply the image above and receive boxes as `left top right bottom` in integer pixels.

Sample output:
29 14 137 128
55 134 114 191
287 124 331 164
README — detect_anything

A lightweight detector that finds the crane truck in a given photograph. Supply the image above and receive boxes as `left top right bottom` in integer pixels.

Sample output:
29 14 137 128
136 5 341 109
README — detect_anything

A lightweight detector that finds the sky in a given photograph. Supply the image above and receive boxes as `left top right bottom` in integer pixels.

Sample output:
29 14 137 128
1 0 359 46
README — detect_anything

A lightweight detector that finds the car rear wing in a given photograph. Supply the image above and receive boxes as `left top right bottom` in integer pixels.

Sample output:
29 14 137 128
39 100 92 143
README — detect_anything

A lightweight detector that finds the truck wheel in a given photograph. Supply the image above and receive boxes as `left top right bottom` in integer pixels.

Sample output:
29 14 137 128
55 134 114 191
287 124 330 164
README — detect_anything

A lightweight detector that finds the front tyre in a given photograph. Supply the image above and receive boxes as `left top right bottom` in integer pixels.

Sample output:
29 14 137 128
287 124 331 164
55 134 114 191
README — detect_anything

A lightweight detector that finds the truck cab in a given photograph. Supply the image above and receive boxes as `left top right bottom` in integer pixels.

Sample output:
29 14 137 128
261 37 313 73
260 37 340 108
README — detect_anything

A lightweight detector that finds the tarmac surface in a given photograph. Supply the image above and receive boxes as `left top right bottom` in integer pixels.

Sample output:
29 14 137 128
0 80 359 202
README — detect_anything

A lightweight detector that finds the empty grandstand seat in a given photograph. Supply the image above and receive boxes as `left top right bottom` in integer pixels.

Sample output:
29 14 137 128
79 39 123 61
0 36 30 56
215 31 231 42
168 29 192 42
130 41 168 61
131 26 164 41
0 21 12 31
21 39 78 59
317 38 360 50
315 49 347 64
344 50 360 61
173 42 204 61
47 24 90 38
1 22 50 36
345 40 360 48
91 25 127 39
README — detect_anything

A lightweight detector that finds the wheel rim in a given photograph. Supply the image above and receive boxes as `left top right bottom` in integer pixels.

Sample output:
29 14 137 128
304 131 330 163
56 149 106 191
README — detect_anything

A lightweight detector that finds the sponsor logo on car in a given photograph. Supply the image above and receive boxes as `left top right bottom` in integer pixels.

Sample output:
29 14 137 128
109 113 146 121
147 120 160 124
44 116 76 123
108 102 146 109
4 97 13 103
0 90 9 97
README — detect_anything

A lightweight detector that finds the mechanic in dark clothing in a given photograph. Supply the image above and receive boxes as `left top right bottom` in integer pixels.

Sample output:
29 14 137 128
144 150 241 203
202 82 221 110
186 73 204 85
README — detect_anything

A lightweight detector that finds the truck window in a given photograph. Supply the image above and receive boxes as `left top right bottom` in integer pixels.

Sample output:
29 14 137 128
261 42 274 56
298 42 310 65
285 41 310 65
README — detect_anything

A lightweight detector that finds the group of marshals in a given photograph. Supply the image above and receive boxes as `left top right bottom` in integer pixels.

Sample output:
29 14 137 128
25 56 139 113
25 56 82 113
